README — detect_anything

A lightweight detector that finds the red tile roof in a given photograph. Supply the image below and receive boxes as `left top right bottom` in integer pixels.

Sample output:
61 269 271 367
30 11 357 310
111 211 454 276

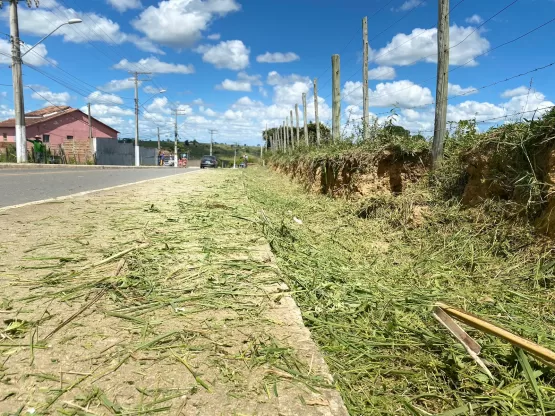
0 106 119 133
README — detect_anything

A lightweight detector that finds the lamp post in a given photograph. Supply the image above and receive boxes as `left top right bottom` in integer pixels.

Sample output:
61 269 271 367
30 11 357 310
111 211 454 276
10 11 82 163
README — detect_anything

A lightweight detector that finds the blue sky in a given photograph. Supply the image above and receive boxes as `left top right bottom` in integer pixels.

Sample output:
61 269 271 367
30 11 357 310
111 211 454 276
1 0 555 145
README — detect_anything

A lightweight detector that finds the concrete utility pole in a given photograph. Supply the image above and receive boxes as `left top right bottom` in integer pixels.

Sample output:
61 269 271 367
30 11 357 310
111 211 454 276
130 71 152 167
87 102 92 139
302 93 309 146
313 78 321 146
10 0 27 163
362 17 370 141
432 0 449 169
331 54 341 142
208 129 217 156
172 109 188 168
295 104 300 146
157 127 160 151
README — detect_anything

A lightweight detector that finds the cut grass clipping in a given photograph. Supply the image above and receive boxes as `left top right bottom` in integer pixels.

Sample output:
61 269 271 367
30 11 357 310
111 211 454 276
244 168 555 415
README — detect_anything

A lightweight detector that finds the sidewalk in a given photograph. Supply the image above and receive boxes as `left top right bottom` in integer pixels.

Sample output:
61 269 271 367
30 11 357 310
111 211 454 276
0 169 347 415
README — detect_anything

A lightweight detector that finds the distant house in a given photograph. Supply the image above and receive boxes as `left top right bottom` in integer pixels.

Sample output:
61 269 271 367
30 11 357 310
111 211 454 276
0 105 118 145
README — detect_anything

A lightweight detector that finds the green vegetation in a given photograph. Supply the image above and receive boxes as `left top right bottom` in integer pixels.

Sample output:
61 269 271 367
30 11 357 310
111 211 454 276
244 167 555 415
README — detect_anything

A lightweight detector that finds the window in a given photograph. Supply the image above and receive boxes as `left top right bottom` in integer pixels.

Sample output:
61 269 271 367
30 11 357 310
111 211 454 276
43 134 50 143
66 135 73 140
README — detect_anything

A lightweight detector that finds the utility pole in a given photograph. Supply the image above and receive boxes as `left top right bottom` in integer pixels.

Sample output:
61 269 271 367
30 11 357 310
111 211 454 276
172 109 188 168
313 78 321 146
10 0 29 163
289 111 294 148
208 129 217 156
331 54 341 142
233 142 238 168
87 102 92 139
130 71 151 167
362 17 369 141
295 104 300 146
302 93 309 146
157 127 160 151
433 0 449 169
283 121 287 151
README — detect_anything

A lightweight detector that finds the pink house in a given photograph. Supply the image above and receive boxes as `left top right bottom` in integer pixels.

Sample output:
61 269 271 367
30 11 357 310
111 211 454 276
0 105 118 146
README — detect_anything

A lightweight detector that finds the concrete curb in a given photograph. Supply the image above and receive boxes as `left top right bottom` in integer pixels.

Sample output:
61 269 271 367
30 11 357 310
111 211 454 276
0 163 197 170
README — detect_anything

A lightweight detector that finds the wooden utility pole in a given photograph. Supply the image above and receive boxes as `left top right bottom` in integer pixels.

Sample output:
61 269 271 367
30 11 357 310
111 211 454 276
313 78 321 145
283 121 287 151
302 93 309 146
87 102 92 139
362 17 369 141
432 0 449 169
289 110 299 147
331 54 341 142
295 104 300 146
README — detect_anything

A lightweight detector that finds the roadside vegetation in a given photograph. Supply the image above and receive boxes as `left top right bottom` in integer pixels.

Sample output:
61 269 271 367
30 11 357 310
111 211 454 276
251 112 555 414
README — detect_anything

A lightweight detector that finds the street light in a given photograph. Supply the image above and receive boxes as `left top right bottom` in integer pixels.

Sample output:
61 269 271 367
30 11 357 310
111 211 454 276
11 14 82 163
21 19 82 58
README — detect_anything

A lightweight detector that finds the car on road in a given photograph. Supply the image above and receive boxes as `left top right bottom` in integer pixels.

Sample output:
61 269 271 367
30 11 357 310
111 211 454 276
200 155 217 169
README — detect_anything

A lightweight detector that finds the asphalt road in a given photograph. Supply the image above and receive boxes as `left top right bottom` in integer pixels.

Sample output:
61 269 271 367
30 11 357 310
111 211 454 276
0 167 199 208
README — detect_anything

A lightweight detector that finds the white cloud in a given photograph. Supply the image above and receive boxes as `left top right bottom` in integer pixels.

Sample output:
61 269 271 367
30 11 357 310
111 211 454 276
370 25 490 66
465 14 484 25
192 98 205 105
146 97 171 114
114 57 194 74
501 86 532 98
106 0 142 12
100 79 137 92
216 72 262 91
132 0 240 48
6 1 163 55
448 83 478 97
368 66 396 80
267 71 310 86
343 80 433 108
256 52 300 63
207 33 221 40
87 91 124 105
0 39 53 67
273 81 310 106
144 85 161 94
393 0 426 12
87 104 134 117
31 88 71 105
195 40 250 70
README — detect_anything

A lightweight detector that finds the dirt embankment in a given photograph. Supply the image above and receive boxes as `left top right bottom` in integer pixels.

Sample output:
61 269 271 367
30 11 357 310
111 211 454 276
272 148 430 198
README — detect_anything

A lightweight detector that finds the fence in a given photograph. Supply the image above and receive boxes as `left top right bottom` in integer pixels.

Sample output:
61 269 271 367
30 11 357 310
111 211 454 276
94 138 158 166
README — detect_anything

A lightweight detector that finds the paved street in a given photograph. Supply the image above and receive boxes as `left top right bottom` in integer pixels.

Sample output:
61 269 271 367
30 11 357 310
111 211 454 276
0 167 199 208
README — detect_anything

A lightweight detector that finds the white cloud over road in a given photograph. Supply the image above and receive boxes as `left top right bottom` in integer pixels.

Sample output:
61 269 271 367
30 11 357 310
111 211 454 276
195 40 250 70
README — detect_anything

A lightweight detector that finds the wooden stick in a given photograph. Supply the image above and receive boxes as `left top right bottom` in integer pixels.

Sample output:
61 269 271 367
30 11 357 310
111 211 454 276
436 302 555 367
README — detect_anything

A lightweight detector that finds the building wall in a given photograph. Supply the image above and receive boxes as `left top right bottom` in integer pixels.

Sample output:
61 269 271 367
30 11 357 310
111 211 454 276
0 111 117 145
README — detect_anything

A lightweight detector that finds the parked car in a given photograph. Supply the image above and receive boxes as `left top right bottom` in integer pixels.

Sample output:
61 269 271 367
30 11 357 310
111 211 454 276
200 155 217 168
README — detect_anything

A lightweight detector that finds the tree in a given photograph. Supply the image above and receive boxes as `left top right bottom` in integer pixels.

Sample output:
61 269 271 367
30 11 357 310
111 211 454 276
384 125 410 138
184 140 190 146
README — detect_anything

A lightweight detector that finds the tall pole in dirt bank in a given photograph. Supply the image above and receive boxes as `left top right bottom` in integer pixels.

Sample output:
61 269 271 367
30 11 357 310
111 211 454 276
362 17 369 141
302 93 309 146
432 0 449 169
295 104 300 146
313 78 321 146
331 54 341 143
289 111 294 149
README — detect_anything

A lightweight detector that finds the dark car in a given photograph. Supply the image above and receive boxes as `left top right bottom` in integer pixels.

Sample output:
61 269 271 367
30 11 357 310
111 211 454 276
200 155 217 168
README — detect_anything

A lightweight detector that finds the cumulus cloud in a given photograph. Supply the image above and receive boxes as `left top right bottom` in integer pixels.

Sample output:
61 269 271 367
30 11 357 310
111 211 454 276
267 71 310 86
87 104 134 117
370 25 490 66
256 52 300 63
392 0 426 12
207 33 221 40
216 72 262 91
132 0 240 48
87 91 124 105
8 0 163 54
501 86 532 98
195 40 250 70
465 14 484 25
146 97 172 114
106 0 142 12
448 83 478 97
114 57 194 74
368 66 396 80
0 39 53 67
30 88 71 105
343 80 433 108
99 79 138 92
